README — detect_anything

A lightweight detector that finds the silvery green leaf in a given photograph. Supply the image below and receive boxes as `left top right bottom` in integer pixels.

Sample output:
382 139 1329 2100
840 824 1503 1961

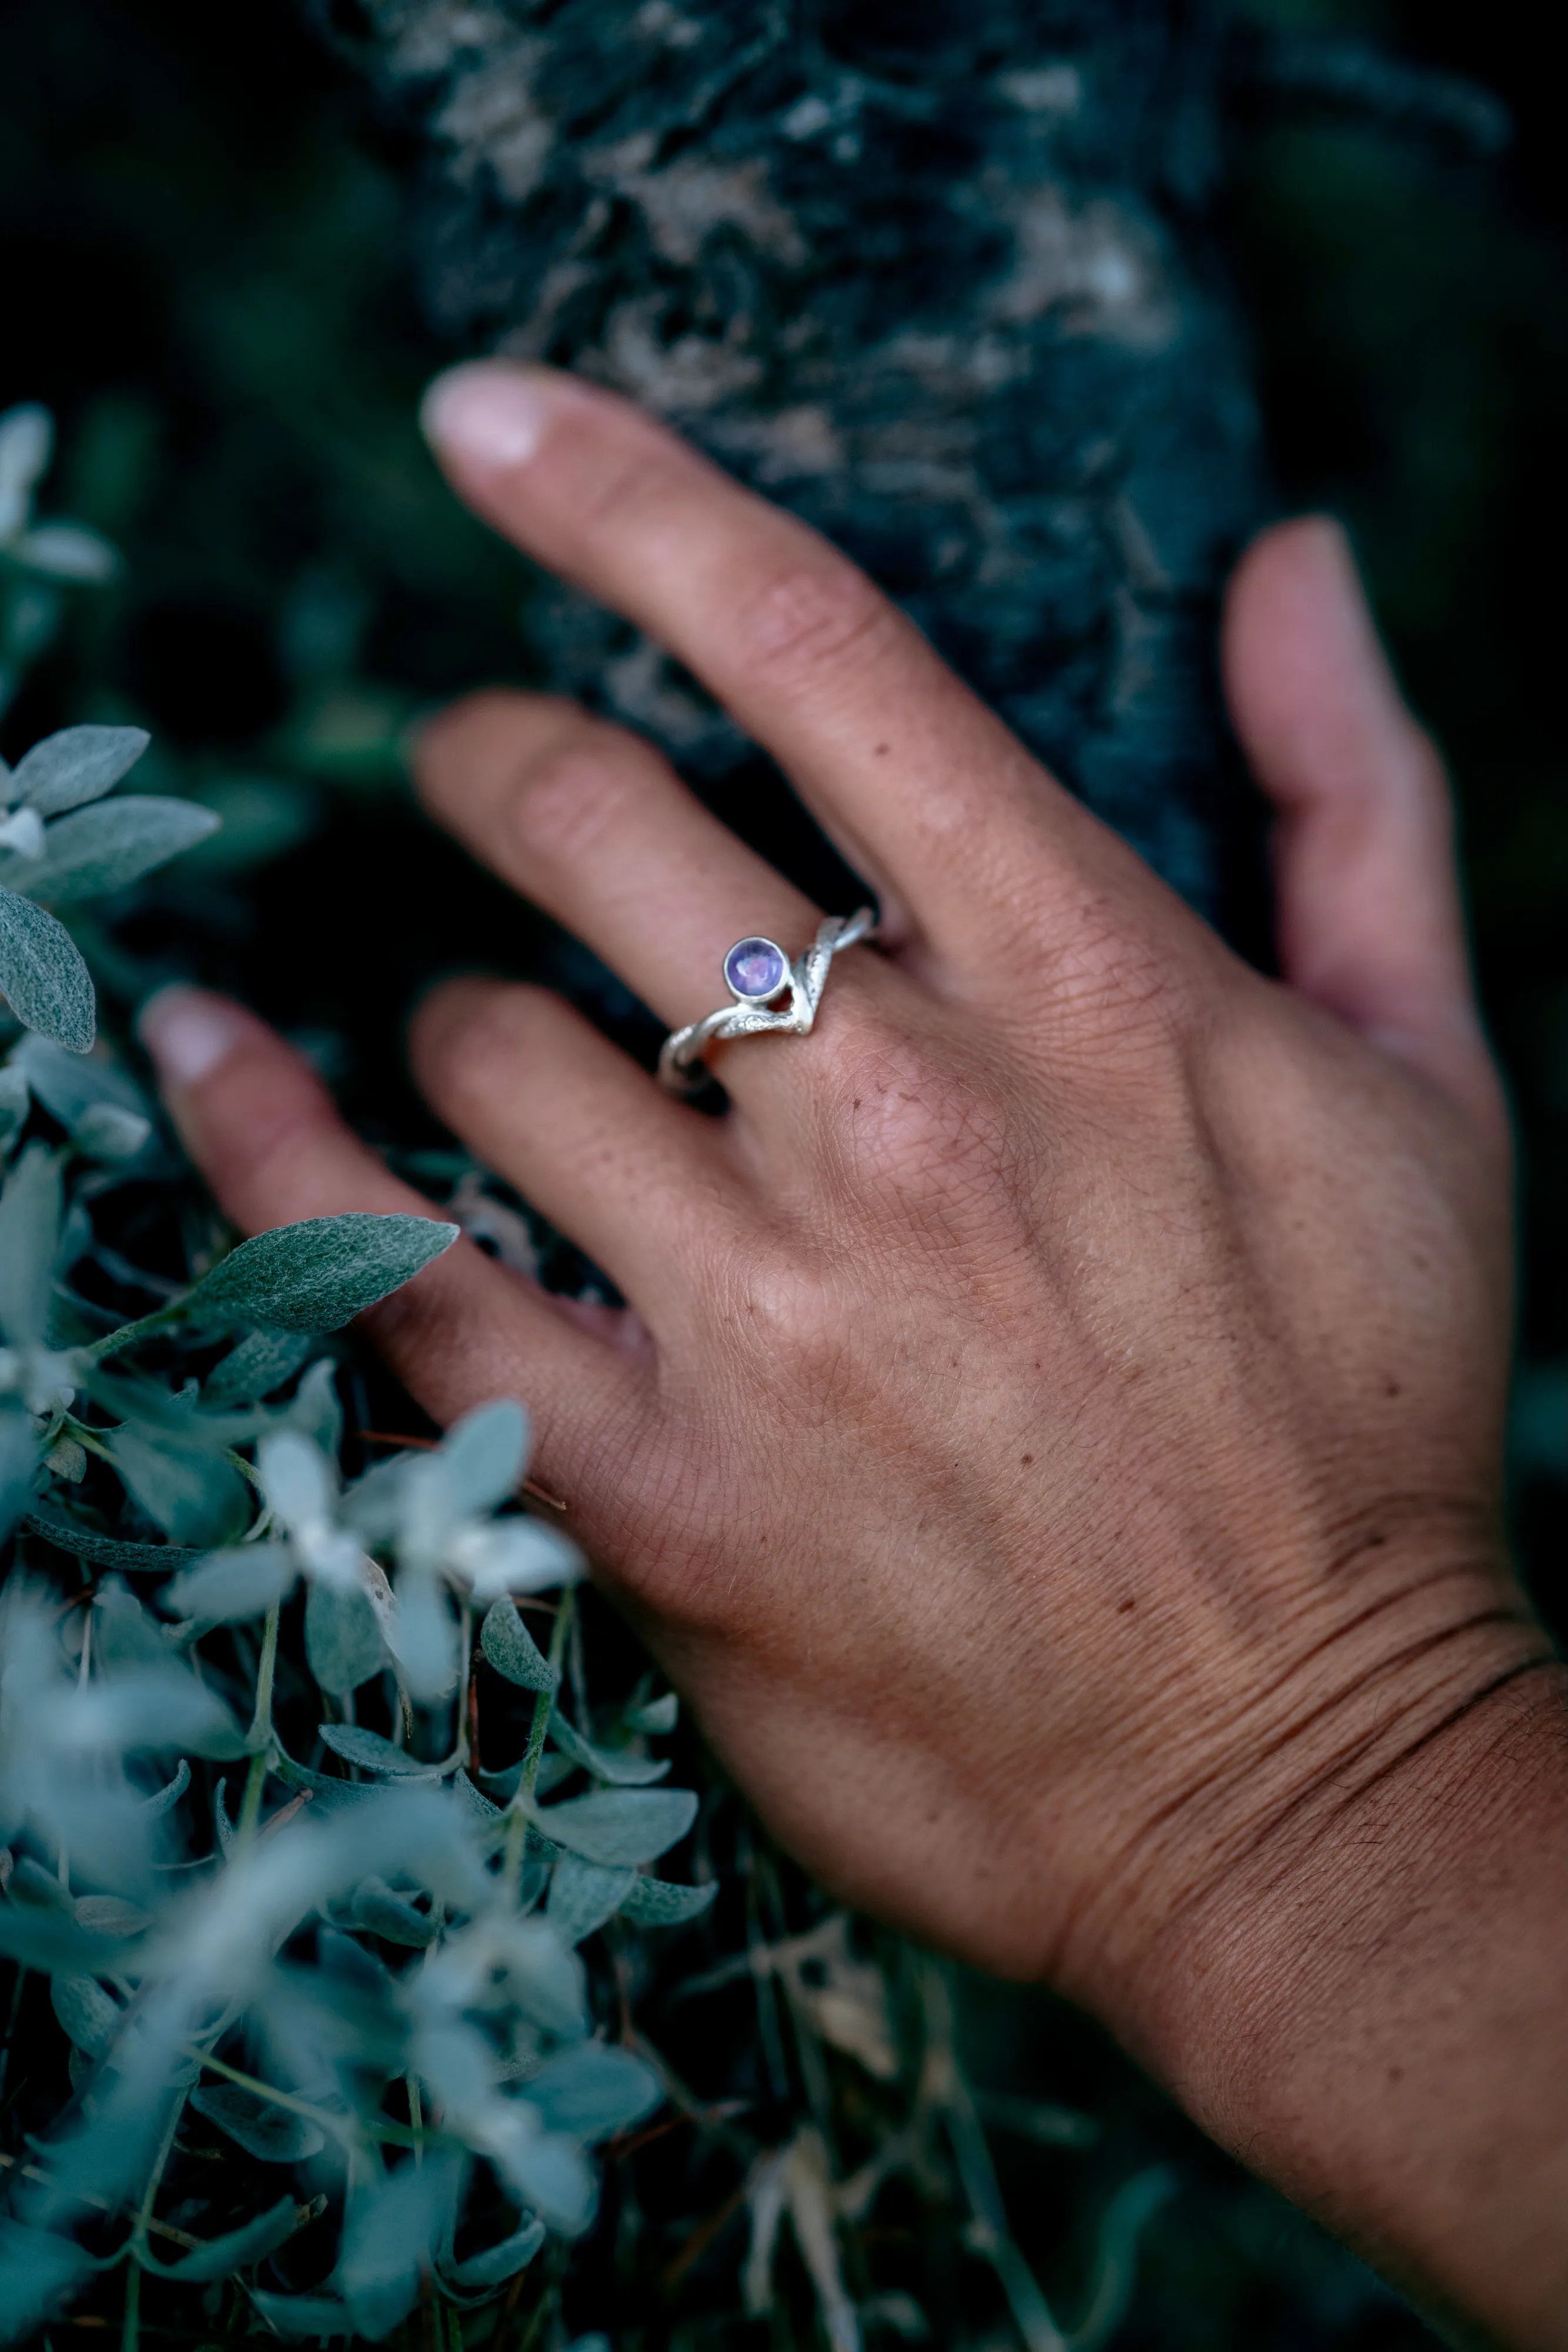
11 523 117 583
546 1855 636 1946
533 1788 698 1869
102 1422 250 1548
0 806 44 856
549 1710 670 1788
258 1425 335 1525
0 403 52 540
0 1406 41 1544
71 1102 151 1160
205 1325 319 1403
19 796 219 903
480 1595 557 1692
458 1513 584 1602
0 888 93 1048
286 1356 342 1454
351 1876 440 1947
92 1578 175 1671
388 1566 459 1702
623 1690 679 1736
14 1035 152 1136
191 2080 326 2162
24 1510 206 1573
7 1856 75 1912
62 1663 246 1760
164 1544 296 1625
618 1875 718 1927
250 2291 356 2338
336 2156 460 2340
271 1750 380 1814
0 1060 29 1143
305 1576 383 1696
317 1723 441 1779
51 1973 121 2059
73 1895 151 1936
0 1906 127 1977
497 2122 596 2238
181 1212 458 1334
438 1398 528 1518
6 725 149 817
0 1142 61 1343
148 2194 300 2283
139 1758 191 1817
0 2217 93 2348
520 2040 662 2144
439 2214 546 2294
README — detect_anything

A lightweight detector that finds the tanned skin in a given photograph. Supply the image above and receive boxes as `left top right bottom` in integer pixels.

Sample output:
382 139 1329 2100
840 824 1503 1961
142 365 1566 2351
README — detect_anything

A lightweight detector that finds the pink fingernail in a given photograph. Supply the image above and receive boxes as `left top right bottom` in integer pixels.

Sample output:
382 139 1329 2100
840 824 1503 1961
137 987 250 1088
420 363 560 471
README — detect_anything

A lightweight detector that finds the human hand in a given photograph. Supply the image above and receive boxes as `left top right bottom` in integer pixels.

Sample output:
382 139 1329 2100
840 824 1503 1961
142 366 1564 2343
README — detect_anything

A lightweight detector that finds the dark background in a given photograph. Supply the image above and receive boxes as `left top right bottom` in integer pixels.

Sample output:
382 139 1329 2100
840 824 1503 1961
1 1 1562 2343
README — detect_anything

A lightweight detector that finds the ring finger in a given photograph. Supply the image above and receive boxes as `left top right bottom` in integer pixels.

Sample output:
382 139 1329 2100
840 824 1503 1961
413 687 880 1104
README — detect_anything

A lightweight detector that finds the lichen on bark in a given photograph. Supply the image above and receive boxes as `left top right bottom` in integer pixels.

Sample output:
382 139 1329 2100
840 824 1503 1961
321 0 1273 926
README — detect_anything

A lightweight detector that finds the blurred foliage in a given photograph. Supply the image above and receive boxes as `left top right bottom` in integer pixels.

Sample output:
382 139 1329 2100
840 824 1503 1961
0 0 1562 2343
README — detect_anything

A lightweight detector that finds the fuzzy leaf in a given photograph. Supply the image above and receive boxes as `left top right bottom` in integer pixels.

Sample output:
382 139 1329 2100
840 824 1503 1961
480 1595 557 1692
204 1325 319 1403
0 1141 61 1344
73 1895 151 1936
0 1905 128 1977
0 1407 41 1545
181 1212 457 1334
165 1544 296 1625
549 1710 670 1787
15 796 219 902
520 2040 662 2144
350 1876 440 1947
102 1423 250 1549
0 403 52 539
623 1690 679 1736
24 1510 206 1573
139 1758 191 1817
0 2219 94 2347
11 522 117 583
534 1788 698 1869
546 1855 636 1946
191 2081 327 2162
11 1031 149 1134
0 887 93 1048
6 725 149 816
317 1723 441 1779
618 1875 718 1927
150 2195 300 2283
51 1974 122 2059
336 2157 459 2340
440 2215 546 2294
305 1576 383 1695
436 1398 528 1516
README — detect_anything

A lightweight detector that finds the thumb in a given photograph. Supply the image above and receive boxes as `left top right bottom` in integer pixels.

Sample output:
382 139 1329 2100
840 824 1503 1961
1223 516 1504 1134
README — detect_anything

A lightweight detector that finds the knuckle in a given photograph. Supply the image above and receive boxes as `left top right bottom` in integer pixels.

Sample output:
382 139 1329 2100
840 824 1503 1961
729 550 897 691
509 729 657 868
822 1022 1027 1232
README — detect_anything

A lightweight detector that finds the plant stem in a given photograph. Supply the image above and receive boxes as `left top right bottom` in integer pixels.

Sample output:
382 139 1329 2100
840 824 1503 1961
500 1587 574 1901
237 1598 281 1845
86 1302 189 1363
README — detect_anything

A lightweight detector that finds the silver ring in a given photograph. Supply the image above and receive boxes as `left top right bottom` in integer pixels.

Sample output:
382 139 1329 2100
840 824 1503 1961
658 907 877 1093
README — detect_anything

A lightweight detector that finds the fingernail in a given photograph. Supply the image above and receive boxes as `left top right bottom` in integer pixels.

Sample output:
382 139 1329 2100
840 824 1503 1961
137 987 250 1088
419 362 559 471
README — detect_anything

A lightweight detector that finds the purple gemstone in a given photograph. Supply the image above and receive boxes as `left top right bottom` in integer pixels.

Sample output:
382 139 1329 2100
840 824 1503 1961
724 937 788 1001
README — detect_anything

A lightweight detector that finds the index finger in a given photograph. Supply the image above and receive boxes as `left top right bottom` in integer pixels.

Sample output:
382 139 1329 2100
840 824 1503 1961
420 362 1121 970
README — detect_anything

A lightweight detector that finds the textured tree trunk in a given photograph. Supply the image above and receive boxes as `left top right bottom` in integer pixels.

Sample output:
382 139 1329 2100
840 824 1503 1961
320 0 1274 933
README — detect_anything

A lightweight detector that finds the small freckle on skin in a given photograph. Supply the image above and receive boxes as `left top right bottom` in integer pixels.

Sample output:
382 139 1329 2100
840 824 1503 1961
1118 1599 1136 1615
874 742 890 755
1021 1454 1034 1467
1385 1379 1402 1397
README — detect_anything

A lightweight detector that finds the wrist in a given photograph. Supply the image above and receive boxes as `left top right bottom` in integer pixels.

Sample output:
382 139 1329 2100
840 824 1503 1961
1101 1656 1568 2348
